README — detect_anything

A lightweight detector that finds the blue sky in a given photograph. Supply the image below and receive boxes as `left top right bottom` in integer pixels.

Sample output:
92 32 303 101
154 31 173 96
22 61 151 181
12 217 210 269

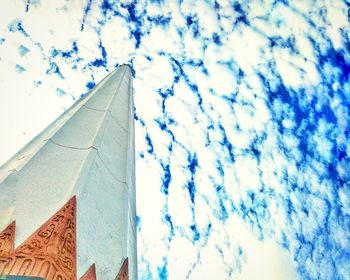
0 1 349 279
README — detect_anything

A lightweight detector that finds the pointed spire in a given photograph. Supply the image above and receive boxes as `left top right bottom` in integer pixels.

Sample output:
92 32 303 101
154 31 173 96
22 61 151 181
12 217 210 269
80 264 97 280
0 221 15 256
0 65 137 279
14 196 77 279
115 258 128 280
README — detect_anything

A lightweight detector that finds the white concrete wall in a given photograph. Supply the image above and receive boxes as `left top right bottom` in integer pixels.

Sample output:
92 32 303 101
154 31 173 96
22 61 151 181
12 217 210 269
0 65 137 280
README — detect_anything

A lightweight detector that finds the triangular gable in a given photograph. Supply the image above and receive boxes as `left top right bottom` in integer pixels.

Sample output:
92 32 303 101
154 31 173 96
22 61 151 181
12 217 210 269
0 196 76 279
79 264 96 280
115 258 128 280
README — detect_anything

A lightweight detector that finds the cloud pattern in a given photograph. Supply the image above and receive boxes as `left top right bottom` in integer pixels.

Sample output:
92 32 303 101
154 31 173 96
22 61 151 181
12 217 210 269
0 0 349 279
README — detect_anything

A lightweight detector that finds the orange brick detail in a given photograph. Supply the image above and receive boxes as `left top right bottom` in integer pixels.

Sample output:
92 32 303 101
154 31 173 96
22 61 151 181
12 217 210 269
0 196 76 279
79 264 96 280
0 221 15 256
115 258 128 280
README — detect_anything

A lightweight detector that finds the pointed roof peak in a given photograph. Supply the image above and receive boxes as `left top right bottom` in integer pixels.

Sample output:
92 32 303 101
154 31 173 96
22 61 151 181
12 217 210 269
118 64 132 74
120 63 131 68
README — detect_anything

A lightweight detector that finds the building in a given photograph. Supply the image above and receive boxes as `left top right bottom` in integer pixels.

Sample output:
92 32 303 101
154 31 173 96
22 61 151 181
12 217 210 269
0 65 136 280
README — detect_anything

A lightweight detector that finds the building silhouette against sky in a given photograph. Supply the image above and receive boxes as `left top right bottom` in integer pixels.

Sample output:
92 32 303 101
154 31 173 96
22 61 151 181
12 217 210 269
0 65 136 280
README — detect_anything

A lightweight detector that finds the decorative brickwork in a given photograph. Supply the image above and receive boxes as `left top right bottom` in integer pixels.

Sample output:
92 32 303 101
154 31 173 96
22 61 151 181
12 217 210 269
115 258 128 280
0 197 76 279
79 264 96 280
0 221 15 256
0 197 128 280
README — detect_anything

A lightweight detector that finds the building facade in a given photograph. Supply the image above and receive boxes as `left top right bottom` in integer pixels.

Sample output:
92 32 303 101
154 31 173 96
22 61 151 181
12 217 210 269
0 65 136 280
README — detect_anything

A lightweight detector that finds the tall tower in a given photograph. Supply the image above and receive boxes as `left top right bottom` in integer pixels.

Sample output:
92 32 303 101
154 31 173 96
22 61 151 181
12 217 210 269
0 65 137 280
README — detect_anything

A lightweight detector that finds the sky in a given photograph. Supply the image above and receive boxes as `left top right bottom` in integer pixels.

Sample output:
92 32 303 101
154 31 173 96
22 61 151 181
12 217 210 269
0 0 349 279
